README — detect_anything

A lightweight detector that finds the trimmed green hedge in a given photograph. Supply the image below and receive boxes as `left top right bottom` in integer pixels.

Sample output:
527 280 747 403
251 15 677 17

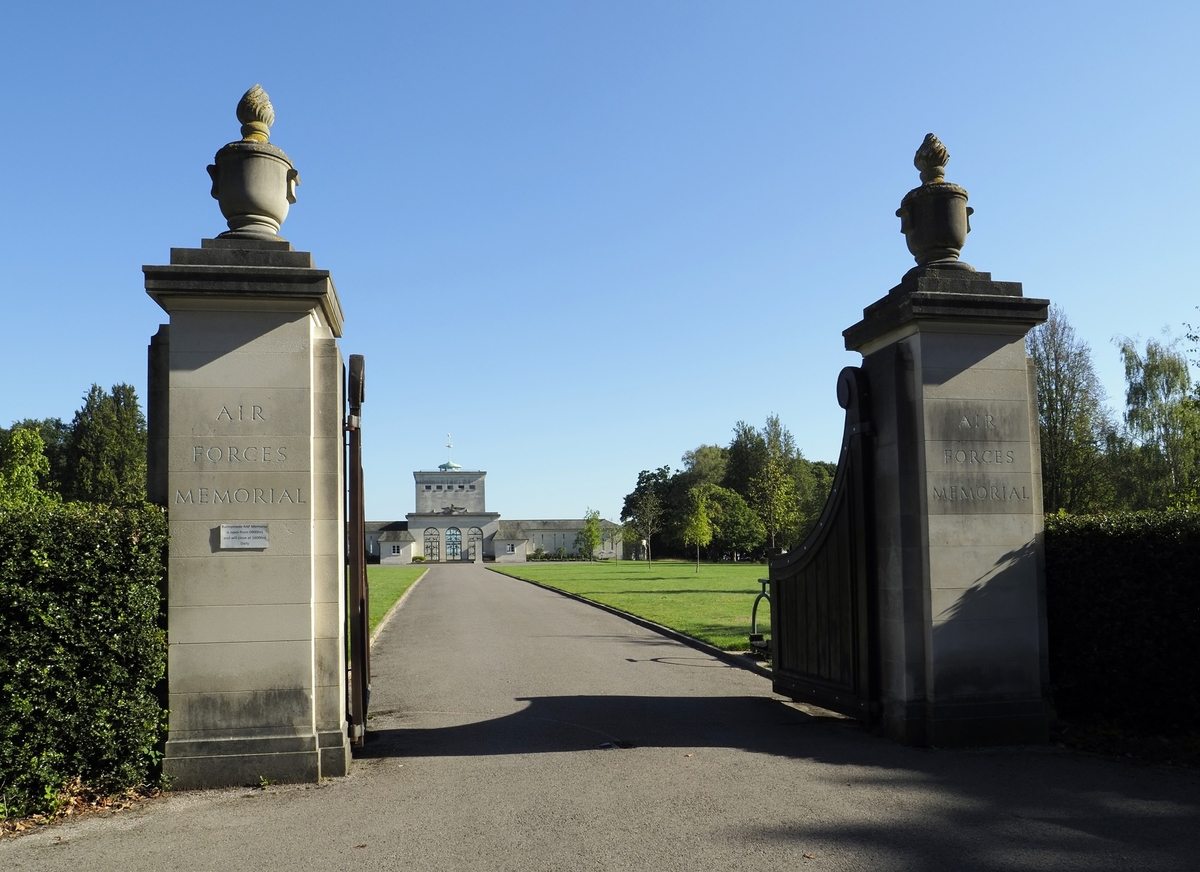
1044 511 1200 735
0 502 168 818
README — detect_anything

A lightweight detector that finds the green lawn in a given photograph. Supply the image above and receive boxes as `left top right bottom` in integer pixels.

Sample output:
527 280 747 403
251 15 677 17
490 561 770 651
367 565 427 634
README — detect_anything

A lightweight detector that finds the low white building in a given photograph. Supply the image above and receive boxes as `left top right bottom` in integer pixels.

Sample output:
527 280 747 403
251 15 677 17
367 464 623 564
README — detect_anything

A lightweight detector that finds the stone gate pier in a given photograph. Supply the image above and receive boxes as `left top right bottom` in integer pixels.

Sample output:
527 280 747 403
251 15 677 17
845 135 1050 745
145 86 350 787
771 134 1050 747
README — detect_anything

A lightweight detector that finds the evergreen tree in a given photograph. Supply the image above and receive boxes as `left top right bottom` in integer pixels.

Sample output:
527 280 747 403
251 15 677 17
65 383 148 505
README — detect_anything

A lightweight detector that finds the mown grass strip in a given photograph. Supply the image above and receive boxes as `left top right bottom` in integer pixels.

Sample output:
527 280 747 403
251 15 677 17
367 566 427 634
490 561 770 651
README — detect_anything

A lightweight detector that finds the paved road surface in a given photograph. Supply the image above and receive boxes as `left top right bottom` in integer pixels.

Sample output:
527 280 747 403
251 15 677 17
5 564 1198 870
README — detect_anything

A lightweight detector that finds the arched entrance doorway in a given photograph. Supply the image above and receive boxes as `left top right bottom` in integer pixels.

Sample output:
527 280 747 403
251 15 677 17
424 527 440 562
467 527 483 562
446 527 462 561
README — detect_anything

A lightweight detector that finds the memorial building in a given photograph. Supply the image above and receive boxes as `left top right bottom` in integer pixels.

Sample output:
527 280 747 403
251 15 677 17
365 461 622 564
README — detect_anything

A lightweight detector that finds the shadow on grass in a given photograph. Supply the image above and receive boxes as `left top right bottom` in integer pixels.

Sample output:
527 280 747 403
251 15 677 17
573 588 760 596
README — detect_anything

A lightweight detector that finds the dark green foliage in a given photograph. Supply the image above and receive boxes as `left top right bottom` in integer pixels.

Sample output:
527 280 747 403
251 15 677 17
1044 511 1200 735
65 383 148 505
0 502 168 818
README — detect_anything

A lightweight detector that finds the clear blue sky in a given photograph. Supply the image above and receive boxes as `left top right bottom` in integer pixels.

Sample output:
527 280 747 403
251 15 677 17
2 2 1197 522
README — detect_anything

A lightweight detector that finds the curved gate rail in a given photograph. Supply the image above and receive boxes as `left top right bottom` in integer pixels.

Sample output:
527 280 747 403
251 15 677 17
769 366 879 720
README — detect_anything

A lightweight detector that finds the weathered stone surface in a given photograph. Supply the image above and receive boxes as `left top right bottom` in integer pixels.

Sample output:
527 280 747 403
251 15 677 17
848 273 1050 746
146 234 349 788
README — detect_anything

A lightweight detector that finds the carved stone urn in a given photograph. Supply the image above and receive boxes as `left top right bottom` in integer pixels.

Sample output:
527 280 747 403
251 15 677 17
207 85 300 239
896 134 974 271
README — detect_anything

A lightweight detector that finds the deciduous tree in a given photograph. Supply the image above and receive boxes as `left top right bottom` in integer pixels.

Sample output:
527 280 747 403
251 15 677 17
0 427 53 507
574 508 603 561
1028 306 1113 513
620 467 670 564
1115 336 1200 508
680 488 713 572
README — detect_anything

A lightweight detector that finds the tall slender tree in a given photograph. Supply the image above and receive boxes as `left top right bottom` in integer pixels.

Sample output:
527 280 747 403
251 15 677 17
574 508 603 561
1027 306 1112 513
680 487 713 573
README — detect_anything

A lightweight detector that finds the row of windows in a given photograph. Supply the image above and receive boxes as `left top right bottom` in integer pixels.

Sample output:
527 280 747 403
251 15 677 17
423 484 476 491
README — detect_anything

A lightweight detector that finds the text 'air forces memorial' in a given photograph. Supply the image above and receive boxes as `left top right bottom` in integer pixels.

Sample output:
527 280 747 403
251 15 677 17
145 87 350 787
771 135 1051 747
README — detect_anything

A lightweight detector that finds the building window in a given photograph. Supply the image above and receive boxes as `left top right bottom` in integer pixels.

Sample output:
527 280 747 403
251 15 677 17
392 545 401 554
506 543 515 554
425 485 432 491
468 527 483 561
446 527 462 560
458 484 465 489
424 528 440 562
436 485 442 490
469 485 475 490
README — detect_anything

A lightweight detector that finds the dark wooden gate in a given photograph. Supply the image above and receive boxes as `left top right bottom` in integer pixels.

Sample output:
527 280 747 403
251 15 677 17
769 366 879 720
346 354 370 746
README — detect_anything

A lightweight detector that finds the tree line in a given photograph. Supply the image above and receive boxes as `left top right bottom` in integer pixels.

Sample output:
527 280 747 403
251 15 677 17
0 384 148 507
620 415 836 563
619 303 1200 566
1030 305 1200 513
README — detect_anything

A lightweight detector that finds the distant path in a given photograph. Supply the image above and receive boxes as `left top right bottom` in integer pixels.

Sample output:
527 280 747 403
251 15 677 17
5 564 1198 871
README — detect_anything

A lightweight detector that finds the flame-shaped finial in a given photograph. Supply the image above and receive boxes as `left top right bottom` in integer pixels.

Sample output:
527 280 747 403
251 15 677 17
914 133 948 184
236 84 275 143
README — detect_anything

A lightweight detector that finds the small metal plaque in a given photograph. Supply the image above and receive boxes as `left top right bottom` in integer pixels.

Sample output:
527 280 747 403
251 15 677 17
220 523 269 549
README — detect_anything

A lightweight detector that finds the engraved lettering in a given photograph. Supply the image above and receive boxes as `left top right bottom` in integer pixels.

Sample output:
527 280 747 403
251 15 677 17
175 489 194 504
253 405 265 421
206 447 222 462
944 449 953 464
1007 450 1015 463
228 446 241 462
263 446 272 462
280 489 294 504
216 406 234 421
193 446 203 462
214 490 231 504
198 488 209 504
234 488 250 503
958 413 997 430
276 446 286 462
253 488 266 503
245 446 259 461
